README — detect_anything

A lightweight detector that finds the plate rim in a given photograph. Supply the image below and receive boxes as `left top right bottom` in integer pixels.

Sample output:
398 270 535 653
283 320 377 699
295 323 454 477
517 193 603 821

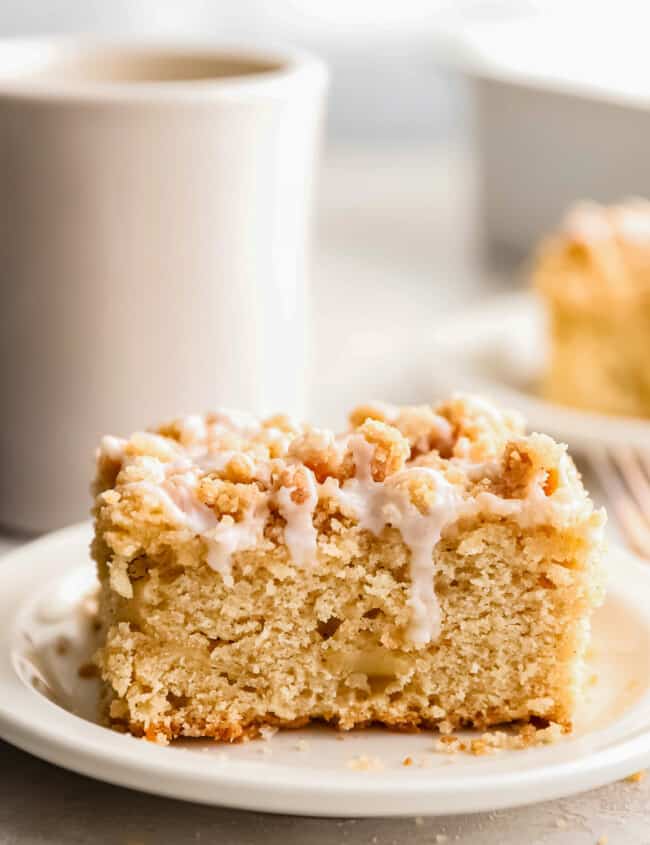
2 521 650 817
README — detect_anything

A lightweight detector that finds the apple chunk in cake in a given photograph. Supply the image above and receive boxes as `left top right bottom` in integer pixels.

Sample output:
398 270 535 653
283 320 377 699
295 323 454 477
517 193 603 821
92 396 605 743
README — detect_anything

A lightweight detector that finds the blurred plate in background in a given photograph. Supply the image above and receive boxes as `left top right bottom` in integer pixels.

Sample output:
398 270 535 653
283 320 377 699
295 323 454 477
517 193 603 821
438 8 650 261
430 291 650 453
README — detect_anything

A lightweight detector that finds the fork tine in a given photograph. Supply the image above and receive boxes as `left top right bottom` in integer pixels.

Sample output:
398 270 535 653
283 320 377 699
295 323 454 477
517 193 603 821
638 449 650 486
588 446 650 559
610 446 650 524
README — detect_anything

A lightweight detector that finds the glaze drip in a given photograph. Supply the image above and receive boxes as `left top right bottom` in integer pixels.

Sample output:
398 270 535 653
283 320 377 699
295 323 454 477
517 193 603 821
336 436 463 644
275 469 319 567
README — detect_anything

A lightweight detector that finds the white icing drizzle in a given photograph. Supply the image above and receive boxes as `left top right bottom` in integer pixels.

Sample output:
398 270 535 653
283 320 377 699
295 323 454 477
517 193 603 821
177 414 208 444
163 473 218 532
127 464 270 587
471 452 587 530
427 414 454 452
192 449 245 474
203 500 269 588
127 472 217 534
565 201 650 245
615 207 650 242
564 203 611 243
336 436 463 644
259 426 294 455
130 431 179 459
396 469 463 644
275 469 319 567
99 435 127 461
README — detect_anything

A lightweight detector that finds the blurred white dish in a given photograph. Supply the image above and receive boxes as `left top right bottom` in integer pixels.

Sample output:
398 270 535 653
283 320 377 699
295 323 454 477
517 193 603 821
1 523 650 816
431 292 650 453
444 10 650 108
438 10 650 258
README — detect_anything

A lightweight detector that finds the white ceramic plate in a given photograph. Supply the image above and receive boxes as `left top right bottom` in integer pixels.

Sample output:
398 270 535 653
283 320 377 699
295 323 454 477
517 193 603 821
2 522 650 817
430 291 650 453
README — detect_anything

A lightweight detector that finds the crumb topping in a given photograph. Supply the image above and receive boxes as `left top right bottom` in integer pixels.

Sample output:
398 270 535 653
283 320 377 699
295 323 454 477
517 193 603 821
94 395 604 645
564 199 650 246
534 198 650 308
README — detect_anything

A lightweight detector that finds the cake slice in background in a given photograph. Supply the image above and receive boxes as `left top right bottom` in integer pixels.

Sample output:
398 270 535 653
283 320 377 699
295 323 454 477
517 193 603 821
534 199 650 418
92 396 606 743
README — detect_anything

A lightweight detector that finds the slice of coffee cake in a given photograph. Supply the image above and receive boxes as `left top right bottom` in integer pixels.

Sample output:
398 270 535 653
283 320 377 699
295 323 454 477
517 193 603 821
534 199 650 417
92 396 605 743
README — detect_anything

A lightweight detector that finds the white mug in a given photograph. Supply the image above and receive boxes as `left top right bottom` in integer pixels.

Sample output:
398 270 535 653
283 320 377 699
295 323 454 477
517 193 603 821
0 38 327 533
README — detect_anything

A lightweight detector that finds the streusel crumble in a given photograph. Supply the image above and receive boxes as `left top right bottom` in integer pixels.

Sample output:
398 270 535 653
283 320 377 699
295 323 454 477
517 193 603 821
92 396 605 742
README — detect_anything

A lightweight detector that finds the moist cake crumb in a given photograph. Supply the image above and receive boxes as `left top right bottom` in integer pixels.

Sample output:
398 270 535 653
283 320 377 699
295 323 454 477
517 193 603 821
92 395 605 742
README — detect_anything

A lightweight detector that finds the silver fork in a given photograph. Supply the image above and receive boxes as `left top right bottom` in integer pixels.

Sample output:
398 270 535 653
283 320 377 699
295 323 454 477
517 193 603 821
589 446 650 559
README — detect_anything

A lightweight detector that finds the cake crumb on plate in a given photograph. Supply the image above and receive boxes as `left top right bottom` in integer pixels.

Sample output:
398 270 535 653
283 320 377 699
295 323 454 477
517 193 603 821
346 754 385 772
77 661 99 679
259 726 278 742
